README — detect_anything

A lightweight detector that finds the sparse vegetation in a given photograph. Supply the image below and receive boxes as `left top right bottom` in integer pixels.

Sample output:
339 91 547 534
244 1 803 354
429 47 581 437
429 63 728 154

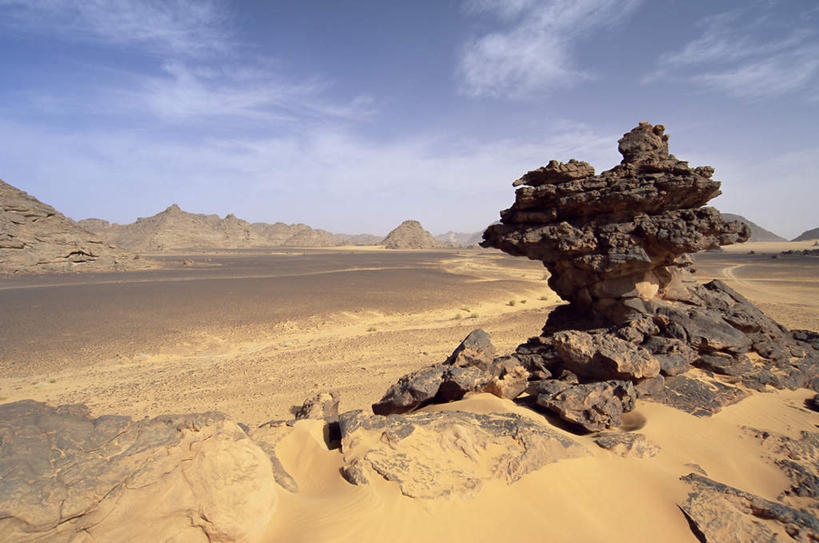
48 377 56 384
367 326 377 332
520 299 527 304
539 295 549 301
468 312 480 319
507 300 516 306
453 313 462 320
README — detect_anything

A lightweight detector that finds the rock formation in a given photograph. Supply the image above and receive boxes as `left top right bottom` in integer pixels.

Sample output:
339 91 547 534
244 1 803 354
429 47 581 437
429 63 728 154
374 123 819 432
435 230 484 248
0 401 277 542
720 213 786 242
0 179 152 274
382 220 442 249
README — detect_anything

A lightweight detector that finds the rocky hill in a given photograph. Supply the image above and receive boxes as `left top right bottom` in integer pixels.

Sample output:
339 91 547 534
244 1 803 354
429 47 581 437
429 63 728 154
720 213 785 241
80 206 362 251
794 227 819 242
382 220 442 249
0 179 152 274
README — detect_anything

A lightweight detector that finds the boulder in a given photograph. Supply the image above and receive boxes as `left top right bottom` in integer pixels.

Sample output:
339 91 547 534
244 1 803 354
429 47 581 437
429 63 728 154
552 330 660 381
534 379 636 432
0 400 277 542
594 432 660 458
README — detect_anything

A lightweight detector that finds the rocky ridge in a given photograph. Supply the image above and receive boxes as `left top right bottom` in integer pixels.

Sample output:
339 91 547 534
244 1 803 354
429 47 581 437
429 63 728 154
794 227 819 242
0 179 152 274
79 205 363 251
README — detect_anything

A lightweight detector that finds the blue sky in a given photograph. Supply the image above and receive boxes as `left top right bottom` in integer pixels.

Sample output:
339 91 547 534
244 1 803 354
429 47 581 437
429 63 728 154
0 0 817 237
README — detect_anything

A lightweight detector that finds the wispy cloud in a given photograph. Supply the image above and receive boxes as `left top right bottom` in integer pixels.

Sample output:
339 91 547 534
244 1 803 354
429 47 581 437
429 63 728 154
0 0 372 127
457 0 642 98
0 0 229 56
646 5 819 99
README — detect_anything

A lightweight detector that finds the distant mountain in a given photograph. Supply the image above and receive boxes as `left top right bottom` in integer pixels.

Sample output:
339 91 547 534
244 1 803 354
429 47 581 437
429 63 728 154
80 206 383 251
793 227 819 242
382 220 442 249
435 231 483 248
1 179 151 274
720 213 786 242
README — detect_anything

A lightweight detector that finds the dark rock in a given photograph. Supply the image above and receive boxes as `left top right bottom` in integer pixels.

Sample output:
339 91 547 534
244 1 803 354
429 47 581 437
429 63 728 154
679 473 819 542
660 374 749 416
635 375 665 398
552 330 660 381
534 379 636 432
373 330 529 415
338 409 587 498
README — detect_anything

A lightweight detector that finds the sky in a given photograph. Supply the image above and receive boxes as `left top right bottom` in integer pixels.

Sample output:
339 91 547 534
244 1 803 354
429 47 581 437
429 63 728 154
0 0 817 238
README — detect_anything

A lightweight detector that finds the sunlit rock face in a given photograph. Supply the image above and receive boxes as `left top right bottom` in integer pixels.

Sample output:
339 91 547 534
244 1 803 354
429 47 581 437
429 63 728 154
482 122 749 323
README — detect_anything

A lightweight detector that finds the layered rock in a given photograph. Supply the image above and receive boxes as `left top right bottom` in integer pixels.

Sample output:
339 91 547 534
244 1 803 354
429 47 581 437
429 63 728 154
373 123 818 432
0 179 152 274
382 219 442 249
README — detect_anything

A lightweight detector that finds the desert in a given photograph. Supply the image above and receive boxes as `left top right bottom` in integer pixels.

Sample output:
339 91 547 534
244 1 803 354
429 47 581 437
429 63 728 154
2 3 819 542
2 122 818 543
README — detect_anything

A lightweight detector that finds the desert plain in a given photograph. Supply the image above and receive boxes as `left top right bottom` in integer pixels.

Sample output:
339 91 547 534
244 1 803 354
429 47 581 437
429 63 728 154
1 240 817 542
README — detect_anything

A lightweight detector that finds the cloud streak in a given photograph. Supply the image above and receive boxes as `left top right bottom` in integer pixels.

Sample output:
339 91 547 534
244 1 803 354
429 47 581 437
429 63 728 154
457 0 642 98
647 5 819 99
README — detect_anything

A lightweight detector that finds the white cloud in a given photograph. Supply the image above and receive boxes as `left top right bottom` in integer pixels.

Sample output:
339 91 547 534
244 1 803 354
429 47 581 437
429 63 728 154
647 5 819 99
0 0 228 56
458 0 642 98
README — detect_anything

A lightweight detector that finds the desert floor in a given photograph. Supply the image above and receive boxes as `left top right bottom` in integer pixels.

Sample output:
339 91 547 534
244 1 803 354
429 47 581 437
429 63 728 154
1 242 817 542
1 243 817 426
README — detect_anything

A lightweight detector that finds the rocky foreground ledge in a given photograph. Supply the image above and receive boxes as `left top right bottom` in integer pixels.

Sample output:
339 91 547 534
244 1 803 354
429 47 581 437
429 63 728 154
1 123 817 542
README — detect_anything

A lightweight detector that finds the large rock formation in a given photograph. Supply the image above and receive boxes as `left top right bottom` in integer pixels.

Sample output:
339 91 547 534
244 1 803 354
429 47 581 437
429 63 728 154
374 123 819 432
382 220 442 249
0 401 277 542
0 179 152 274
435 230 484 248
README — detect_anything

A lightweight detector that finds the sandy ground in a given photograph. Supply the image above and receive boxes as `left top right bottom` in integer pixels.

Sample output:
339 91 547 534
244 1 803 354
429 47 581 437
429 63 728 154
1 242 817 542
0 248 560 425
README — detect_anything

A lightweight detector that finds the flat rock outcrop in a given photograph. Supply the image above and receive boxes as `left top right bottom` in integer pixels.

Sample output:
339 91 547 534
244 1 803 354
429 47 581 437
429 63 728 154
680 473 818 542
373 123 818 433
0 400 277 542
1 179 152 274
382 220 442 249
338 409 587 498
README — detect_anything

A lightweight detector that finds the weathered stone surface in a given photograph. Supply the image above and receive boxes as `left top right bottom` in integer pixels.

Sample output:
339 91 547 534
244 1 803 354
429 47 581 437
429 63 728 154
743 428 819 504
1 179 153 274
552 330 660 381
338 409 588 498
594 432 659 458
372 330 529 415
534 379 636 432
479 122 818 419
660 374 749 416
0 400 277 542
679 473 819 542
294 391 339 421
250 420 300 493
